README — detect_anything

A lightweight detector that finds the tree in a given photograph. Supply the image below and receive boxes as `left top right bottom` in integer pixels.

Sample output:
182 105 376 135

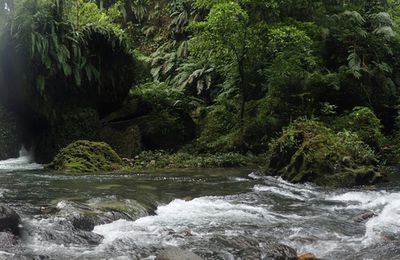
189 2 251 129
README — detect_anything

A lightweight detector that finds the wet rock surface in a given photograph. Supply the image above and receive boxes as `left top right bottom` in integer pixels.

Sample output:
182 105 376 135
23 218 104 246
262 242 297 260
0 204 21 236
155 247 203 260
67 213 96 231
353 211 378 223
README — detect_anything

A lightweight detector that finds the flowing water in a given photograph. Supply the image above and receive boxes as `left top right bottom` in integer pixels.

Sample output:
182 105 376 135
0 153 399 259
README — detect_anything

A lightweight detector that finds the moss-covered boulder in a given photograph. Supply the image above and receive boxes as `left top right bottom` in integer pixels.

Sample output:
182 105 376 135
0 106 19 160
266 120 385 187
49 141 125 173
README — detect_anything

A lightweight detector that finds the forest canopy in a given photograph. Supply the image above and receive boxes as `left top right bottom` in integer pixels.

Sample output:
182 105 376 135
1 0 400 163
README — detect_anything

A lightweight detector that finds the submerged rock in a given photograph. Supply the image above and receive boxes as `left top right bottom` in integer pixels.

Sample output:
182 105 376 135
155 247 203 260
23 219 104 246
0 205 21 236
48 140 127 173
266 119 384 187
353 211 378 223
98 210 134 224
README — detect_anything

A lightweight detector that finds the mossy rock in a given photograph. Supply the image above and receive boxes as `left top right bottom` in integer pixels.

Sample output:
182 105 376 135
49 140 125 173
0 106 19 160
266 119 385 187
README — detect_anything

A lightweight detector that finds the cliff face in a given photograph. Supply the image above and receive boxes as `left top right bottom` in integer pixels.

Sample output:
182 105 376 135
0 105 19 160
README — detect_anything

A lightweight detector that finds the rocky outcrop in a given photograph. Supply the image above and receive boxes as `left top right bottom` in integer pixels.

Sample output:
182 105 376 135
99 125 141 158
34 108 100 163
266 119 385 187
48 140 126 173
0 106 19 160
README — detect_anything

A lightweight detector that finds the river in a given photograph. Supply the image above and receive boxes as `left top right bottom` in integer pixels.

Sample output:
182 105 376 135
0 153 399 259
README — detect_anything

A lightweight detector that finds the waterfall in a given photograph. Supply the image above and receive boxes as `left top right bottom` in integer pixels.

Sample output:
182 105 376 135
0 146 42 170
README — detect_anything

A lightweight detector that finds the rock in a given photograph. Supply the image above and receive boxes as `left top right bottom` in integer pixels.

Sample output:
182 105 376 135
98 210 133 224
353 211 377 223
23 220 104 246
34 108 100 163
48 140 126 173
155 247 203 260
266 119 385 187
208 235 261 259
0 205 21 236
0 106 19 160
298 252 317 260
98 125 141 158
67 214 95 231
262 242 297 260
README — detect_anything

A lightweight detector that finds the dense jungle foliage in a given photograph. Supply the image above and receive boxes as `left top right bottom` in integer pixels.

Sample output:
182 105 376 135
2 0 400 181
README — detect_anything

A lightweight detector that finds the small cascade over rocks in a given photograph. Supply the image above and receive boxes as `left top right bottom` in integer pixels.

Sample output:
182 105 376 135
0 147 42 171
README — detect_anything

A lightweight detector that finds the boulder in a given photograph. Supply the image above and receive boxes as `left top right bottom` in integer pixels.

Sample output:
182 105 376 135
48 140 126 173
266 119 385 187
67 214 96 232
155 247 203 260
298 252 317 260
0 205 21 236
99 125 141 158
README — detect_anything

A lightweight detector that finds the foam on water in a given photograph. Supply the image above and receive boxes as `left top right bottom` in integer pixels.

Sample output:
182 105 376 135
362 193 400 245
253 185 307 200
94 196 275 248
0 147 42 171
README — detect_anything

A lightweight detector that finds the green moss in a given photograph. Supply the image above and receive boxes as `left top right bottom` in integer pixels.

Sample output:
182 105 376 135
266 119 385 187
129 150 263 169
129 82 196 150
333 107 385 151
198 104 241 152
49 140 126 173
198 100 282 153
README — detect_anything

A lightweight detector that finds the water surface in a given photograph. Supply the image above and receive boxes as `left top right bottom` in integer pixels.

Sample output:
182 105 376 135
0 156 399 259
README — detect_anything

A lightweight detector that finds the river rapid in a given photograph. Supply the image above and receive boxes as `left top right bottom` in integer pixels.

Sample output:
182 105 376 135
0 154 399 259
